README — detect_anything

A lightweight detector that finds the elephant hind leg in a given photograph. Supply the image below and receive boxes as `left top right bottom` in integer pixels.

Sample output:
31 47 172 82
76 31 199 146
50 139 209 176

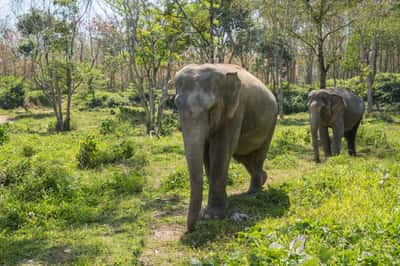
344 120 361 156
234 147 268 194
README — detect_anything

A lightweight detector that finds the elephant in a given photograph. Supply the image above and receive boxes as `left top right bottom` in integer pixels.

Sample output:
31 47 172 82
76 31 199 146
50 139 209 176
308 88 365 163
173 64 278 232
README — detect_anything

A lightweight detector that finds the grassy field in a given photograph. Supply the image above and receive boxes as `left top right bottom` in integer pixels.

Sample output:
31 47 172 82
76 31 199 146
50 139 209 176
0 104 400 265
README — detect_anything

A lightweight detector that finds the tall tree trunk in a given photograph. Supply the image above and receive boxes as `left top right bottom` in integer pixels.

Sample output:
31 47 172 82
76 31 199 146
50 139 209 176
367 32 378 113
318 42 327 89
209 0 215 63
305 52 313 84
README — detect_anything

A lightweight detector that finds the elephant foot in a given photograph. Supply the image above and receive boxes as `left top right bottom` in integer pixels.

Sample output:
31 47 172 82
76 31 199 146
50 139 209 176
247 171 267 194
202 206 226 219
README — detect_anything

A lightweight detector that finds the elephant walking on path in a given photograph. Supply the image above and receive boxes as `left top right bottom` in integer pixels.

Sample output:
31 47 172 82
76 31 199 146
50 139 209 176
173 64 278 231
308 89 365 163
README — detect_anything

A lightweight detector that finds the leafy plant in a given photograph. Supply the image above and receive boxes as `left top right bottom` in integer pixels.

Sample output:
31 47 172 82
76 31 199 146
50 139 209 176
0 76 26 109
77 135 100 169
99 119 114 134
0 125 9 145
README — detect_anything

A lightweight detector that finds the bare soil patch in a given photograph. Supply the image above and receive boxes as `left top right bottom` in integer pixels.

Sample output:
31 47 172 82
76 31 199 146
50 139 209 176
0 115 13 123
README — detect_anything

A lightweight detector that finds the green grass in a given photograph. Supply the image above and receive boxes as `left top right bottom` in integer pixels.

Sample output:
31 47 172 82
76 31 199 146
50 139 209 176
0 105 400 265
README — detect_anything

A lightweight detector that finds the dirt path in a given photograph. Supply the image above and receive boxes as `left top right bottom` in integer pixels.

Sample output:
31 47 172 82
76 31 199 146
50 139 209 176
0 115 13 123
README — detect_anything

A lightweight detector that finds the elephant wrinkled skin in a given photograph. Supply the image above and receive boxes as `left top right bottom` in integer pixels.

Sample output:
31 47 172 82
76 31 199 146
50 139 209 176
173 64 278 231
308 89 365 163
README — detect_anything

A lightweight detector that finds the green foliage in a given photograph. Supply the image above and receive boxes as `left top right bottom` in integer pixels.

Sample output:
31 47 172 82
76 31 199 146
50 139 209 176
77 135 100 169
161 167 189 191
358 123 390 149
0 159 31 186
15 162 75 202
99 118 114 134
330 73 400 110
76 136 142 169
283 87 309 114
0 124 9 145
118 106 145 124
110 171 145 194
22 145 36 157
26 90 51 107
0 76 26 109
159 113 179 136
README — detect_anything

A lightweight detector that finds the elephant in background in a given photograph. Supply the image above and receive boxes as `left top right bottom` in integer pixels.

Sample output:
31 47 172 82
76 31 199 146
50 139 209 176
174 64 278 232
308 89 365 163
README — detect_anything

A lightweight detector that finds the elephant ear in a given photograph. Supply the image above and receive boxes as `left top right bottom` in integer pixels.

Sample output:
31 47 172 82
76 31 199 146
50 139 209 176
329 92 346 115
225 72 241 118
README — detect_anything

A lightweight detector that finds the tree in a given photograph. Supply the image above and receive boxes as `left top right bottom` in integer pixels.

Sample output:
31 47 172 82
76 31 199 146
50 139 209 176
17 1 92 131
106 0 188 135
283 0 356 89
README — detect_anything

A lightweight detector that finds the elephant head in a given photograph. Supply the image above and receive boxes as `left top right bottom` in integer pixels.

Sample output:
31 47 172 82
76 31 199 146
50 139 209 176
173 66 241 231
308 89 346 162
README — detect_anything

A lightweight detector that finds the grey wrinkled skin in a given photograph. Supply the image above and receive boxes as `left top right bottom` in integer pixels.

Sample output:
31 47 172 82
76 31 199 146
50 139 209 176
173 64 278 232
308 89 365 163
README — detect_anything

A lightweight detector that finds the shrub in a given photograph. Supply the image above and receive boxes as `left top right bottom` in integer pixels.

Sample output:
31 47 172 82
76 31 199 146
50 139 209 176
77 135 101 169
22 145 36 157
282 85 309 114
76 137 142 168
118 106 145 124
26 90 51 107
111 171 145 194
0 124 9 145
17 162 75 201
0 76 26 109
99 119 114 134
111 140 135 161
0 159 31 186
159 114 179 136
87 97 104 108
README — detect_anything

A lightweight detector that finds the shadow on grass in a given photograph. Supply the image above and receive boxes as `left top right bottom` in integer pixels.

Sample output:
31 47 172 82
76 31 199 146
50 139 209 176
0 236 101 265
14 112 54 121
181 186 290 247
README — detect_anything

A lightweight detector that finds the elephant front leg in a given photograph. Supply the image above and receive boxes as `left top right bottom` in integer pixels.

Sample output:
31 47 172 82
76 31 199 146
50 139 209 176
331 119 344 155
204 134 233 219
319 127 332 158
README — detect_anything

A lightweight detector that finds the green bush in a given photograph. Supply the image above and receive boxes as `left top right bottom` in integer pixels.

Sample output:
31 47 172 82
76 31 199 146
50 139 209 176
22 145 36 157
76 137 141 169
0 124 9 145
118 106 145 124
16 162 75 201
0 76 26 109
0 159 31 186
111 140 135 161
87 96 106 108
99 119 114 134
282 85 309 114
77 135 101 169
111 171 145 194
26 90 51 107
159 113 179 136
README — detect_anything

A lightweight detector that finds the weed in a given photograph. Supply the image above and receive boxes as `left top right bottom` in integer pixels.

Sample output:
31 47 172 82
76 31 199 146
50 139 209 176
99 118 114 134
77 135 100 169
0 124 9 145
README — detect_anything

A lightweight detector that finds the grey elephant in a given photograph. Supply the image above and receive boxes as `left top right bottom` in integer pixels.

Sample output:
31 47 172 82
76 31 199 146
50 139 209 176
308 89 365 163
174 64 278 231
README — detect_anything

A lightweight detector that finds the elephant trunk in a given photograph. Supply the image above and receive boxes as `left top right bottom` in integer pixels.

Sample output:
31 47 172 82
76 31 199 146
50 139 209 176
310 108 321 163
181 114 208 231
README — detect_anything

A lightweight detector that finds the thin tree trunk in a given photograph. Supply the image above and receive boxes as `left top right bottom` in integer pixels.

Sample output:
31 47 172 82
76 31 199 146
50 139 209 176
367 32 378 113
